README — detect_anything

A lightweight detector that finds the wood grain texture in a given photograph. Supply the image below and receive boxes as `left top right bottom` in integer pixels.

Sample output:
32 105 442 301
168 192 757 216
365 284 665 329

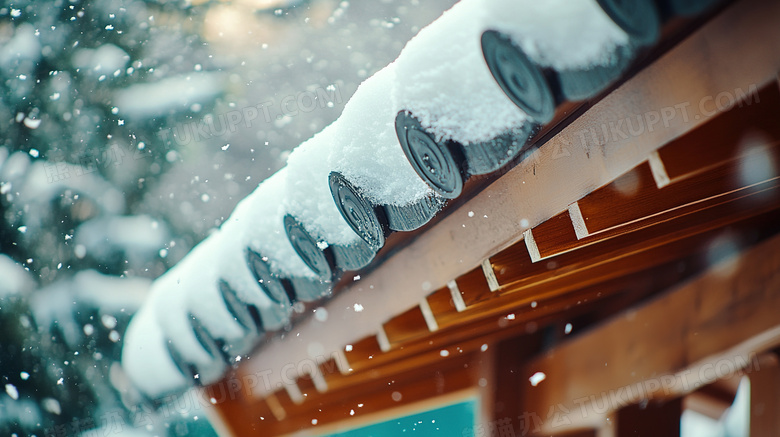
382 305 430 348
520 233 780 433
530 177 780 261
577 141 780 238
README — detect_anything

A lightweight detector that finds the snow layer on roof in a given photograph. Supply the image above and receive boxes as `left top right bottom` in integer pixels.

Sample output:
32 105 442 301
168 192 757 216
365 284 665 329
121 305 189 398
224 168 317 279
143 240 232 385
485 0 628 70
284 122 362 245
124 171 318 396
394 0 627 145
329 65 433 206
149 235 245 347
135 203 297 376
285 65 434 239
393 0 530 145
214 218 295 329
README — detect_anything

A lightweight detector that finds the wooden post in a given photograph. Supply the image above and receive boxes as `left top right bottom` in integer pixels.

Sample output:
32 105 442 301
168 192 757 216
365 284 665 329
749 353 780 437
492 334 544 424
615 399 682 437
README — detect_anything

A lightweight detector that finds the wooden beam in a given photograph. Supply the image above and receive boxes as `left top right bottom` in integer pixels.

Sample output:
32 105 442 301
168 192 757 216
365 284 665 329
657 83 780 183
447 280 467 313
376 326 391 353
615 399 682 437
491 183 780 292
265 354 481 436
647 151 671 188
419 298 439 332
285 250 705 424
597 417 616 437
382 305 431 347
576 143 780 238
492 334 545 422
684 380 737 419
568 202 589 241
528 176 779 262
312 218 769 418
520 233 780 433
749 353 780 437
349 198 780 394
453 266 496 308
482 259 501 292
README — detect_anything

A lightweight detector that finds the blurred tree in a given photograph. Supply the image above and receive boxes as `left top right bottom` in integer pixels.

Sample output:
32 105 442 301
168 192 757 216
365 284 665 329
1 0 457 434
0 0 221 435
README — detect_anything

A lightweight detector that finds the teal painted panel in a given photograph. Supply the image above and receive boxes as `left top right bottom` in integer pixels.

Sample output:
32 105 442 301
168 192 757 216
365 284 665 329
325 398 477 437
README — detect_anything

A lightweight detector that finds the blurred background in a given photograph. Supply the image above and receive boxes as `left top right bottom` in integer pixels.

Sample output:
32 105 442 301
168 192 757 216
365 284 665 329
0 0 456 435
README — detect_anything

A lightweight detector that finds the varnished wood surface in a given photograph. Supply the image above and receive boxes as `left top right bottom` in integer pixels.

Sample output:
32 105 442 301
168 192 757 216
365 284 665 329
520 233 780 433
750 354 780 437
